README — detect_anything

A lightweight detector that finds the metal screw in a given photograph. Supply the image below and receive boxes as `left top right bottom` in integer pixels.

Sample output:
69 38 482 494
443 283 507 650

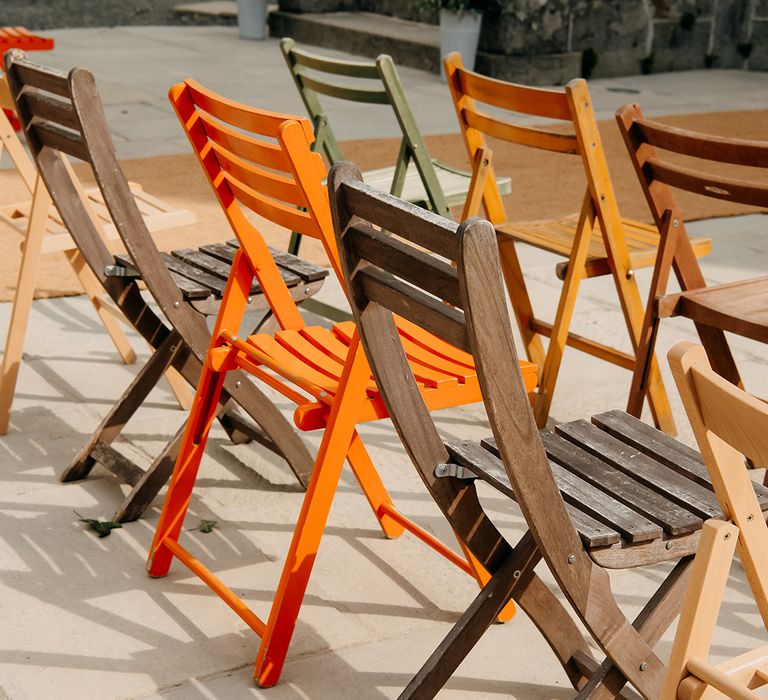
435 464 449 477
174 301 180 308
639 662 648 672
591 142 596 149
672 219 679 228
235 380 241 389
231 336 238 342
600 193 605 201
724 532 731 540
747 514 754 522
626 269 635 279
170 345 176 353
247 297 253 304
319 391 327 398
665 541 673 550
567 554 576 564
304 288 311 295
512 570 521 579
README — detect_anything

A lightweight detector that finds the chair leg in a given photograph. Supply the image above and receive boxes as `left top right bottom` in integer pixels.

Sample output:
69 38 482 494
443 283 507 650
65 248 137 365
253 341 373 688
346 430 405 539
0 178 51 435
497 238 546 369
62 330 182 482
146 361 227 578
398 532 539 700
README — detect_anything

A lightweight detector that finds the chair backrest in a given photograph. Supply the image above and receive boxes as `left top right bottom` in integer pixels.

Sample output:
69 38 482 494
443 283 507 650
666 341 768 698
3 50 199 340
444 52 624 236
616 102 768 230
328 160 584 575
169 78 341 332
280 38 450 218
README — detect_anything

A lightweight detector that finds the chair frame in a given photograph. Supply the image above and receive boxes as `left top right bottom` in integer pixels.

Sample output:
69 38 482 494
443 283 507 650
443 52 698 433
280 39 513 256
665 341 768 699
327 162 752 698
146 80 536 687
616 103 768 419
3 50 316 521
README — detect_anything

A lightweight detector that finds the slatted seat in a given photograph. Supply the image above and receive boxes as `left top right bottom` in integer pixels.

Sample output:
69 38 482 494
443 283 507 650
110 239 328 314
0 26 54 51
500 214 711 280
446 409 768 567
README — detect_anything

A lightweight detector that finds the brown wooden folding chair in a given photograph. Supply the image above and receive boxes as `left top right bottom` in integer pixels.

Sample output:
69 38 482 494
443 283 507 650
329 161 768 698
616 103 768 423
0 73 197 435
445 52 712 433
3 50 319 521
664 341 768 699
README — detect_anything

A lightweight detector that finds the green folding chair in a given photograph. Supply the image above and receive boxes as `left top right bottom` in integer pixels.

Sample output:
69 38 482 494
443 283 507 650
280 37 511 255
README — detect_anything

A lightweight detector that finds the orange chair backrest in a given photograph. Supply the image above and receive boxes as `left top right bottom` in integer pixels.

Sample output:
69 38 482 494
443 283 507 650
169 79 342 331
444 52 623 230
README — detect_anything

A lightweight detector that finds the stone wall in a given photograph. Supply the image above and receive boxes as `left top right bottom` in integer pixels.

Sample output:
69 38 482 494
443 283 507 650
278 0 768 77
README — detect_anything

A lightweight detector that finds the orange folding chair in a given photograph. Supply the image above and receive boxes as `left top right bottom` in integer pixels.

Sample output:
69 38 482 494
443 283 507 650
147 81 538 687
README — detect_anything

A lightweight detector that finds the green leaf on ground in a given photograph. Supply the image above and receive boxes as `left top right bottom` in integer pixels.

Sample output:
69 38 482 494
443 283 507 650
199 519 217 534
74 511 123 538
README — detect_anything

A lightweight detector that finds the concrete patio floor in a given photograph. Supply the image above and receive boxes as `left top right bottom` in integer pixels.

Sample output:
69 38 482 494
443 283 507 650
1 25 768 700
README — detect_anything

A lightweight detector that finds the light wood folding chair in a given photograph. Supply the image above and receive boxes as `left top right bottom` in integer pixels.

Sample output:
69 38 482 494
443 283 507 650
4 51 321 521
664 341 768 699
617 103 768 423
279 38 511 255
445 52 712 432
0 74 196 435
329 163 768 698
147 81 537 687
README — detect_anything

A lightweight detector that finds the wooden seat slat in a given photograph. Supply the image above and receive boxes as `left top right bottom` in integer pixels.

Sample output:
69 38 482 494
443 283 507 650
555 420 723 520
113 252 212 299
159 252 227 297
445 440 623 547
225 239 329 283
536 432 703 536
199 242 301 288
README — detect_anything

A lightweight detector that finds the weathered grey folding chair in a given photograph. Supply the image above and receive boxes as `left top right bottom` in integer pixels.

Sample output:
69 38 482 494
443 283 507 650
663 341 768 700
329 160 768 699
0 74 197 435
280 37 511 255
5 50 321 521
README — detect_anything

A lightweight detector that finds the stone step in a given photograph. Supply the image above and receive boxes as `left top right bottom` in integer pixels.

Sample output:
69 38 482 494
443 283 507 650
174 1 278 24
267 9 581 84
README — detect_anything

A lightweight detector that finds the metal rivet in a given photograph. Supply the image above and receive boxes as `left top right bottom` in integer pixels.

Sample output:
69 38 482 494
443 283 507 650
247 297 253 304
319 391 327 397
724 532 731 539
567 554 576 564
626 269 635 279
173 301 180 308
600 193 606 200
235 380 241 388
170 345 176 353
304 288 311 295
435 464 448 477
513 570 521 579
665 541 673 550
639 662 648 672
747 514 754 522
672 219 679 228
231 336 238 342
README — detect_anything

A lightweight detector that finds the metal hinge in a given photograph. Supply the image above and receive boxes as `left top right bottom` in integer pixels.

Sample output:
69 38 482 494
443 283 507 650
104 264 140 278
434 463 475 480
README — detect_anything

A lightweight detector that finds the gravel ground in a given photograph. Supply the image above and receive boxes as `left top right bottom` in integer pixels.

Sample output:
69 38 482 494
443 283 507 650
1 0 233 30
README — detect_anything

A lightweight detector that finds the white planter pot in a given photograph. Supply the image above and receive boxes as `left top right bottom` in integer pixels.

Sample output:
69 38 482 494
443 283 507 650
439 8 483 80
236 0 268 40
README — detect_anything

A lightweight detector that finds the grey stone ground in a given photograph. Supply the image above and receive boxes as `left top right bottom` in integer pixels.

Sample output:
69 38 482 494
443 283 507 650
1 26 768 700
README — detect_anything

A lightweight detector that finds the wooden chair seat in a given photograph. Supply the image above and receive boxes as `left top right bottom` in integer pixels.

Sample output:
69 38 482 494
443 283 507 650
110 239 329 315
363 159 511 211
660 276 768 343
240 320 537 431
0 181 196 254
445 409 768 569
497 214 711 280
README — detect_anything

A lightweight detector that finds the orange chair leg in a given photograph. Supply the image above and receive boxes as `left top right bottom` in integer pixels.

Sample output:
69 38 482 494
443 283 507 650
146 363 227 577
253 338 372 687
346 430 405 539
